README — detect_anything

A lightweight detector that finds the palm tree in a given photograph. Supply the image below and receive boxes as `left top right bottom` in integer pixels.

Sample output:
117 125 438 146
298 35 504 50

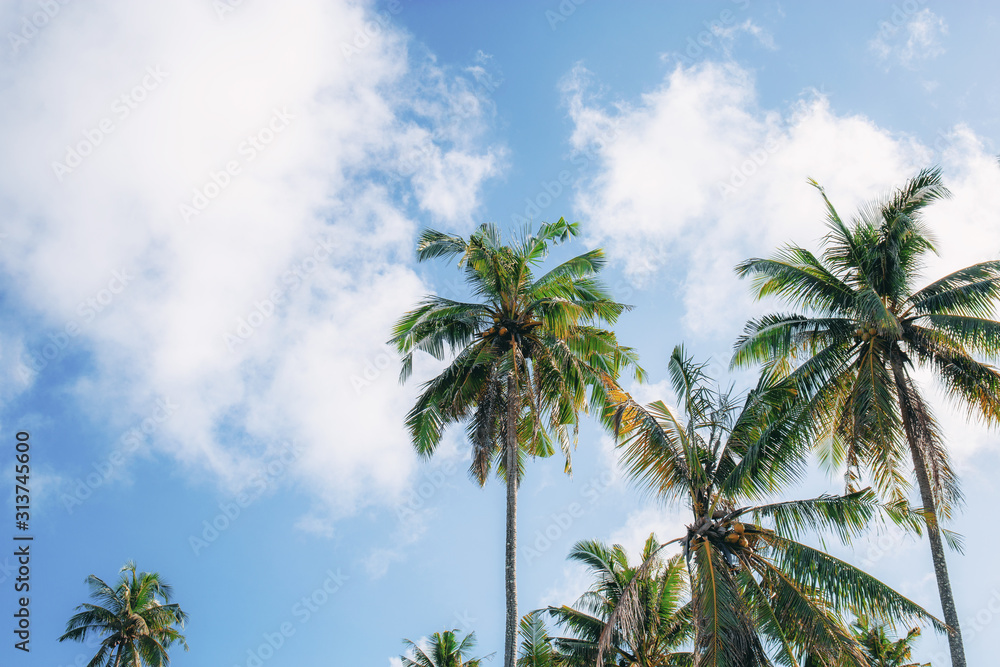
732 167 1000 667
391 218 643 667
518 612 566 667
401 629 490 667
59 561 188 667
605 346 943 667
851 616 930 667
543 535 692 666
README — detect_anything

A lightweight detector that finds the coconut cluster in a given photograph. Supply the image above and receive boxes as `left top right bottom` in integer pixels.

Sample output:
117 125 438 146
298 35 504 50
855 325 879 342
686 515 764 567
479 311 543 353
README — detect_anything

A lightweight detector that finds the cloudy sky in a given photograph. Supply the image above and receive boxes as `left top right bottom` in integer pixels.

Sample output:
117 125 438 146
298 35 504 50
2 1 1000 665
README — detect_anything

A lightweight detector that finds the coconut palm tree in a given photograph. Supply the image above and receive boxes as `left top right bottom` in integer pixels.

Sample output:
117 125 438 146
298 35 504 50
605 346 943 667
543 535 692 666
732 167 1000 667
391 218 643 667
58 561 188 667
401 629 490 667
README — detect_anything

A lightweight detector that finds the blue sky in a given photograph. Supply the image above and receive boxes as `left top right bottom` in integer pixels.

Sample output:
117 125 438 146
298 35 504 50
2 1 1000 665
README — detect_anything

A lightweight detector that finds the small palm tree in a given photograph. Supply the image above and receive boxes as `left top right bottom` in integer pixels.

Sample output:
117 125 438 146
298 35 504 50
59 561 188 667
606 346 943 667
401 629 490 667
518 612 565 667
543 535 692 667
391 218 643 667
733 167 1000 667
852 616 930 667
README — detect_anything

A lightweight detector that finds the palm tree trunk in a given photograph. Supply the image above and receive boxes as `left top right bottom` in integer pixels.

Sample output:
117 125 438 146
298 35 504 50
891 359 966 667
504 371 519 667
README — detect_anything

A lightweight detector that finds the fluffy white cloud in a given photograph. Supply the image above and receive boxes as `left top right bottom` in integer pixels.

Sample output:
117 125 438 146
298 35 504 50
0 0 502 527
564 59 1000 457
870 7 948 68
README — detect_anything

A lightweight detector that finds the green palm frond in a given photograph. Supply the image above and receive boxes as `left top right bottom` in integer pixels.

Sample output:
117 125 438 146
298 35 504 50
906 260 1000 318
518 612 563 667
770 535 946 631
548 535 692 667
60 564 188 667
401 630 490 667
741 488 882 543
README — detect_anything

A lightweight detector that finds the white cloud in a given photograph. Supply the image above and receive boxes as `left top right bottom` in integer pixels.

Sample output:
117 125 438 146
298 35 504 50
538 502 688 610
870 8 948 68
711 19 777 52
607 504 689 557
0 0 503 529
564 60 1000 458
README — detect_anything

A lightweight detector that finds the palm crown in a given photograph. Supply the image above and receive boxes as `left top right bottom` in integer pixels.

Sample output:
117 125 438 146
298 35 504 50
733 166 1000 510
732 166 1000 667
401 629 490 667
59 561 189 667
606 346 941 667
543 535 692 667
392 217 642 481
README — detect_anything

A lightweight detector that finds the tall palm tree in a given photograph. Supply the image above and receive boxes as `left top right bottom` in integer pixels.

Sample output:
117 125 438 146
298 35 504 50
59 561 188 667
401 629 490 667
391 218 643 667
605 346 943 667
543 535 692 666
732 167 1000 667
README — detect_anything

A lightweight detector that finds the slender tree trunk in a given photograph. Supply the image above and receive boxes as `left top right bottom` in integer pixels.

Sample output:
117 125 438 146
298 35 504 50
891 359 966 667
504 372 519 667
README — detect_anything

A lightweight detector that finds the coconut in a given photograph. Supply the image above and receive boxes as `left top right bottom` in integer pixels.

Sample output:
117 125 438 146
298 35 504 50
738 536 749 548
725 532 740 543
733 522 745 534
869 327 877 336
